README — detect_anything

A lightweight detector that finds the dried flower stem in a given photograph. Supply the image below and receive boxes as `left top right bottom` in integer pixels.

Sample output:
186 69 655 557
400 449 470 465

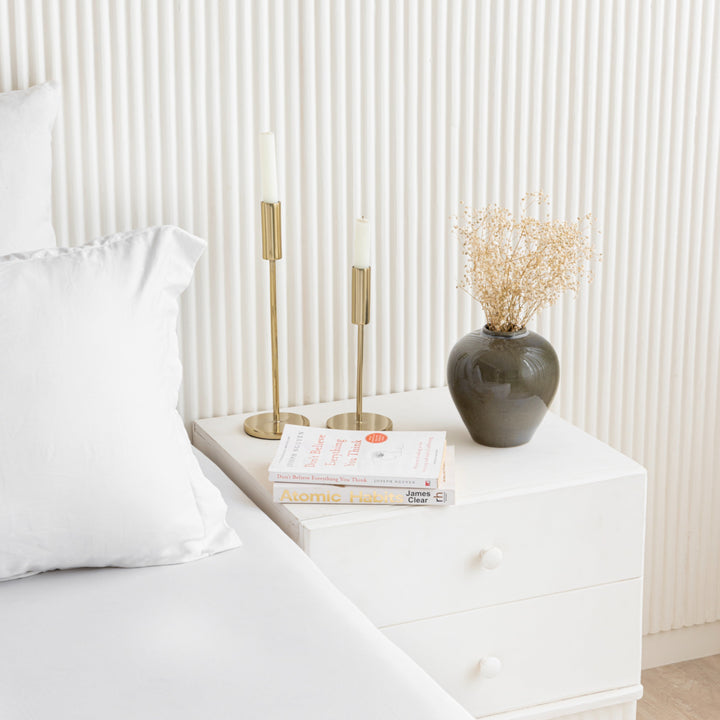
455 193 599 333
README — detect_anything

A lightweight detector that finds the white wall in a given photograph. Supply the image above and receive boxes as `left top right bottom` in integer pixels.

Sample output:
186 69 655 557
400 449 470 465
1 0 718 646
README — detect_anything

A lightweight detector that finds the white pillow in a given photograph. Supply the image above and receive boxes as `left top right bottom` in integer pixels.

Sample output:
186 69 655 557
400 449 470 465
0 226 240 581
0 82 59 255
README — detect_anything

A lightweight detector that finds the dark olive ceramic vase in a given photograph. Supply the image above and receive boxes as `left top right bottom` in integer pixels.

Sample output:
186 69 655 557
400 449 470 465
447 325 559 447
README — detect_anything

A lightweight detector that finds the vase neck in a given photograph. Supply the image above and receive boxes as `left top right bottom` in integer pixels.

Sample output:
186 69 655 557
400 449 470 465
482 324 529 339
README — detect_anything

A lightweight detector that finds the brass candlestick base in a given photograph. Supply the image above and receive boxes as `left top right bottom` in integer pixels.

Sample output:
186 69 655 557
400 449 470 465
327 266 393 432
326 411 392 432
244 411 310 440
245 200 309 440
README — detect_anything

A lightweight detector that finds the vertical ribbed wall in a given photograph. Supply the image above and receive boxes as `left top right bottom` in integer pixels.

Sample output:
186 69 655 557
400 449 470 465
0 0 718 637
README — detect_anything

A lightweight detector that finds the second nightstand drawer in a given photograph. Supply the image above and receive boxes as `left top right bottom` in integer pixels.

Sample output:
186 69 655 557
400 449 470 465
302 473 645 626
382 579 642 717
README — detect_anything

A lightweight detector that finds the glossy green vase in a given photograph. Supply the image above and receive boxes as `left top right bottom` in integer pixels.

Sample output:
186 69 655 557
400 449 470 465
447 325 559 447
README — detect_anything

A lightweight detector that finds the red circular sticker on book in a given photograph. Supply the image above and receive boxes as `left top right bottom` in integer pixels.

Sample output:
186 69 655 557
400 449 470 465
365 433 388 443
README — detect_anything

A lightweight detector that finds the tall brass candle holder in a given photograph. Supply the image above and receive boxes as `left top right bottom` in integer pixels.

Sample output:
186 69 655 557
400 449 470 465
244 201 309 440
327 266 393 431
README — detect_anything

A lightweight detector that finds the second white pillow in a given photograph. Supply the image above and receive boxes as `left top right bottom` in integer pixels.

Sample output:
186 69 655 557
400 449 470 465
0 82 59 255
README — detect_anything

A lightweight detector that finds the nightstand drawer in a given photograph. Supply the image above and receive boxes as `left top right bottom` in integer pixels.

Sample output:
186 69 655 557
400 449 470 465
303 474 645 626
382 579 642 717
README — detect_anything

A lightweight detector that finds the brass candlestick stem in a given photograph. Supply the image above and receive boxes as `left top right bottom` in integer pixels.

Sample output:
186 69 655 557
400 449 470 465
244 201 309 440
327 266 392 432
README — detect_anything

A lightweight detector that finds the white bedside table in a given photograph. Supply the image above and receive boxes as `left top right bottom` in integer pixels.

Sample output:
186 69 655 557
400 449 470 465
193 387 646 720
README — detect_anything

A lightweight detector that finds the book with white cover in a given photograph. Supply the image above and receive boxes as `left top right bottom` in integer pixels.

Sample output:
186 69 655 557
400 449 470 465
269 426 446 488
274 448 455 505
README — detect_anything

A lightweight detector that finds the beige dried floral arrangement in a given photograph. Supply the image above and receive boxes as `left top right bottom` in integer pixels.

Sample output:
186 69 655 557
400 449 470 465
456 193 599 333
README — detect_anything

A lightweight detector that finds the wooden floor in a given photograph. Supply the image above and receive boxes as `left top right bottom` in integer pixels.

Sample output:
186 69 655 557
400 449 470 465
638 655 720 720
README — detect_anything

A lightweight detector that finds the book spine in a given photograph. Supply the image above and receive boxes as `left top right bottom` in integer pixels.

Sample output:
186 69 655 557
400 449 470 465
274 483 453 506
269 470 439 489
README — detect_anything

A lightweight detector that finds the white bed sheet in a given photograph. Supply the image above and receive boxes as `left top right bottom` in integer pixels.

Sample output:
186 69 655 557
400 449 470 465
0 449 472 720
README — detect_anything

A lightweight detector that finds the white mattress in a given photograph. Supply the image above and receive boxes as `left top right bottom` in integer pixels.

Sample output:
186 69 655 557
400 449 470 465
0 449 472 720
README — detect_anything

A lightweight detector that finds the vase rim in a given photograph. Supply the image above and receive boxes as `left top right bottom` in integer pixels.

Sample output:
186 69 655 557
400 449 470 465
482 324 529 338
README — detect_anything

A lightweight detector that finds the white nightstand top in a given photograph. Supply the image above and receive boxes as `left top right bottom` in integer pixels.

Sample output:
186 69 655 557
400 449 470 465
194 387 645 528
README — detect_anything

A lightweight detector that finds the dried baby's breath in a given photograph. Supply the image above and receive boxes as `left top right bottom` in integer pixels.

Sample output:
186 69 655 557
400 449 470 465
455 193 600 333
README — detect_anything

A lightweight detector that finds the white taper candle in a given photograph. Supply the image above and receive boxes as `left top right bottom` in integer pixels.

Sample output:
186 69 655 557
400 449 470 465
354 217 371 268
259 131 279 203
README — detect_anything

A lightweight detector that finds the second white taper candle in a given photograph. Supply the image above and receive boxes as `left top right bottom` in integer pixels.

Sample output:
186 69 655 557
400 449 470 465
259 131 279 204
354 217 370 268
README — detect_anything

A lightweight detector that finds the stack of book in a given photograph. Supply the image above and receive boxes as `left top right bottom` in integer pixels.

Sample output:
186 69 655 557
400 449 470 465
269 426 455 506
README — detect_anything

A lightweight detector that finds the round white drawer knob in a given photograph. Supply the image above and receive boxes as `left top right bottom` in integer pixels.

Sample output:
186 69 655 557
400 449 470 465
479 656 502 679
479 546 503 570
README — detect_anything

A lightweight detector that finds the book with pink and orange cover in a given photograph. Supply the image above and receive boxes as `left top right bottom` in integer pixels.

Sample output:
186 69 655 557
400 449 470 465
268 426 447 489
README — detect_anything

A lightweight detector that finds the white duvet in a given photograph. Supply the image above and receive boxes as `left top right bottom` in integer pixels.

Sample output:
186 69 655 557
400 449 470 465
0 449 472 720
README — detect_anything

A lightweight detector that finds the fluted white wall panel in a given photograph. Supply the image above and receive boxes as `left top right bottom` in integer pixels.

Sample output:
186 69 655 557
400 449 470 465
0 0 718 638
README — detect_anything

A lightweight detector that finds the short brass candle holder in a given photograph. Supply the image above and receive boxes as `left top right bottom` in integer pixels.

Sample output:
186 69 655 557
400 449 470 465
327 266 393 432
244 201 309 440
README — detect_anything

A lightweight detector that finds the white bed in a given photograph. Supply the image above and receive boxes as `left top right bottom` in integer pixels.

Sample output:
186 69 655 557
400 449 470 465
0 448 472 720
